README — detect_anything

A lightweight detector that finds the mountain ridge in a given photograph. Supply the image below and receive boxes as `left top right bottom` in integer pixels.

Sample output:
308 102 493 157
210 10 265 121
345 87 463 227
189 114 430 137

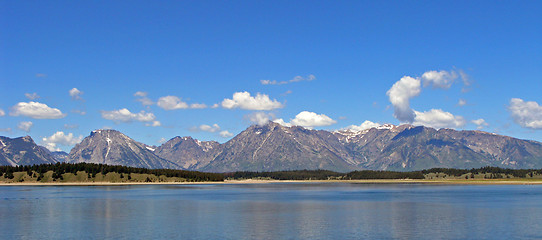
2 123 542 172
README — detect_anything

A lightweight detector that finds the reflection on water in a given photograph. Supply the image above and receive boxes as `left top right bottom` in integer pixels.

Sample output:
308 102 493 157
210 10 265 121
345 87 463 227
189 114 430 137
1 183 542 239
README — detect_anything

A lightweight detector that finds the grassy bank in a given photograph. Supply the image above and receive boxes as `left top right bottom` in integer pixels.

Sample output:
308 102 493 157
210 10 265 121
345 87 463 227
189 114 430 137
2 164 542 184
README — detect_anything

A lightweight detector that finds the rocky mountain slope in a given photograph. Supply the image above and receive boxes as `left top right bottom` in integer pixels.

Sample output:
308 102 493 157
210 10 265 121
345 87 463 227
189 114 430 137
67 130 179 169
3 122 542 172
154 136 221 169
0 136 57 166
333 125 542 171
200 122 357 172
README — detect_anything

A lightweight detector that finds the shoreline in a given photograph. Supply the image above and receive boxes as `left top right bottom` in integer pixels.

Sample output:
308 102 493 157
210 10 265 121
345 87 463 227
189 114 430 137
2 178 542 186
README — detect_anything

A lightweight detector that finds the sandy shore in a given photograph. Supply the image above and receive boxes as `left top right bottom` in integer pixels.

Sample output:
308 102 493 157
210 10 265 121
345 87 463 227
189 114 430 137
2 179 542 186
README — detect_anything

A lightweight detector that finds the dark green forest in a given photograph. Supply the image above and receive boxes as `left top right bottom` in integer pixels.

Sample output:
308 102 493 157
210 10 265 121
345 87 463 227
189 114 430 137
0 163 224 182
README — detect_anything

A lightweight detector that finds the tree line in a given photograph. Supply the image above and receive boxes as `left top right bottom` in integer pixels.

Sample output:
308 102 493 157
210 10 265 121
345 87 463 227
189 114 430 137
0 163 224 182
2 164 542 181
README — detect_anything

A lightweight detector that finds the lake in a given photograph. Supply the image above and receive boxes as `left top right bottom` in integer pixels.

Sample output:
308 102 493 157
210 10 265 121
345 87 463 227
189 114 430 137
1 183 542 239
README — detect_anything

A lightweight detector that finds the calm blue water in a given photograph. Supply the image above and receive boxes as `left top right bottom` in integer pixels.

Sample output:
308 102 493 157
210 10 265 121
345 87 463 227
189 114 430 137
1 183 542 239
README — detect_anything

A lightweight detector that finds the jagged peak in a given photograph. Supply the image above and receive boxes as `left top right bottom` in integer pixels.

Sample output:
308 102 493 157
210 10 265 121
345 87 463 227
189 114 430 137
90 129 125 136
15 135 35 143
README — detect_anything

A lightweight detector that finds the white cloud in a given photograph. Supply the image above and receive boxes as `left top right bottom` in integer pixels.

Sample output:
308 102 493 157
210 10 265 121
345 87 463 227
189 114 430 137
0 109 4 117
413 109 466 129
158 137 167 144
261 74 316 85
145 121 161 127
211 103 219 108
25 93 40 100
191 124 221 133
69 88 84 101
101 108 156 123
41 131 83 152
274 111 337 129
387 70 470 124
155 95 207 110
458 99 467 107
190 103 207 109
291 111 336 128
421 70 457 89
219 130 234 138
17 121 33 132
157 96 189 110
508 98 542 129
134 91 154 106
134 91 147 97
272 118 292 127
222 91 283 110
386 76 421 123
0 128 11 133
472 119 489 130
247 112 275 126
342 120 381 132
10 102 66 119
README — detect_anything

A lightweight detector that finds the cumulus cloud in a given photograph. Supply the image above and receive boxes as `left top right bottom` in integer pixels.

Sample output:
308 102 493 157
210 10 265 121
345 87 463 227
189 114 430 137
41 131 83 151
134 91 154 106
261 74 316 85
291 111 336 128
190 124 221 133
472 119 489 130
69 88 84 101
25 93 40 100
222 91 283 110
157 96 188 110
413 109 466 129
274 111 337 129
421 70 458 89
0 109 4 117
386 76 421 123
342 120 381 132
190 103 207 109
247 112 275 126
508 98 542 129
156 95 207 110
101 108 156 123
272 118 292 127
17 121 33 132
10 102 66 119
219 130 234 138
387 70 470 124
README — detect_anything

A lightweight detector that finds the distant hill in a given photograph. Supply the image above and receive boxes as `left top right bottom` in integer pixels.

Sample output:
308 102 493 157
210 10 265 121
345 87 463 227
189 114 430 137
2 123 542 172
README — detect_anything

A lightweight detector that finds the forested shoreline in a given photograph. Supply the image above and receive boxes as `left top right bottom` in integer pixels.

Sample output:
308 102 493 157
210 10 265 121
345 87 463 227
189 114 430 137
0 163 224 183
2 163 542 183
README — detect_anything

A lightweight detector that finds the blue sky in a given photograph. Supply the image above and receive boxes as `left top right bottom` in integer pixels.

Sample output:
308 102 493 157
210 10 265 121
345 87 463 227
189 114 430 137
1 0 541 152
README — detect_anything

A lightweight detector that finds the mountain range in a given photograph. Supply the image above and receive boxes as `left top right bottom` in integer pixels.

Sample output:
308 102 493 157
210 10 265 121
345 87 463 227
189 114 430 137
2 122 542 172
